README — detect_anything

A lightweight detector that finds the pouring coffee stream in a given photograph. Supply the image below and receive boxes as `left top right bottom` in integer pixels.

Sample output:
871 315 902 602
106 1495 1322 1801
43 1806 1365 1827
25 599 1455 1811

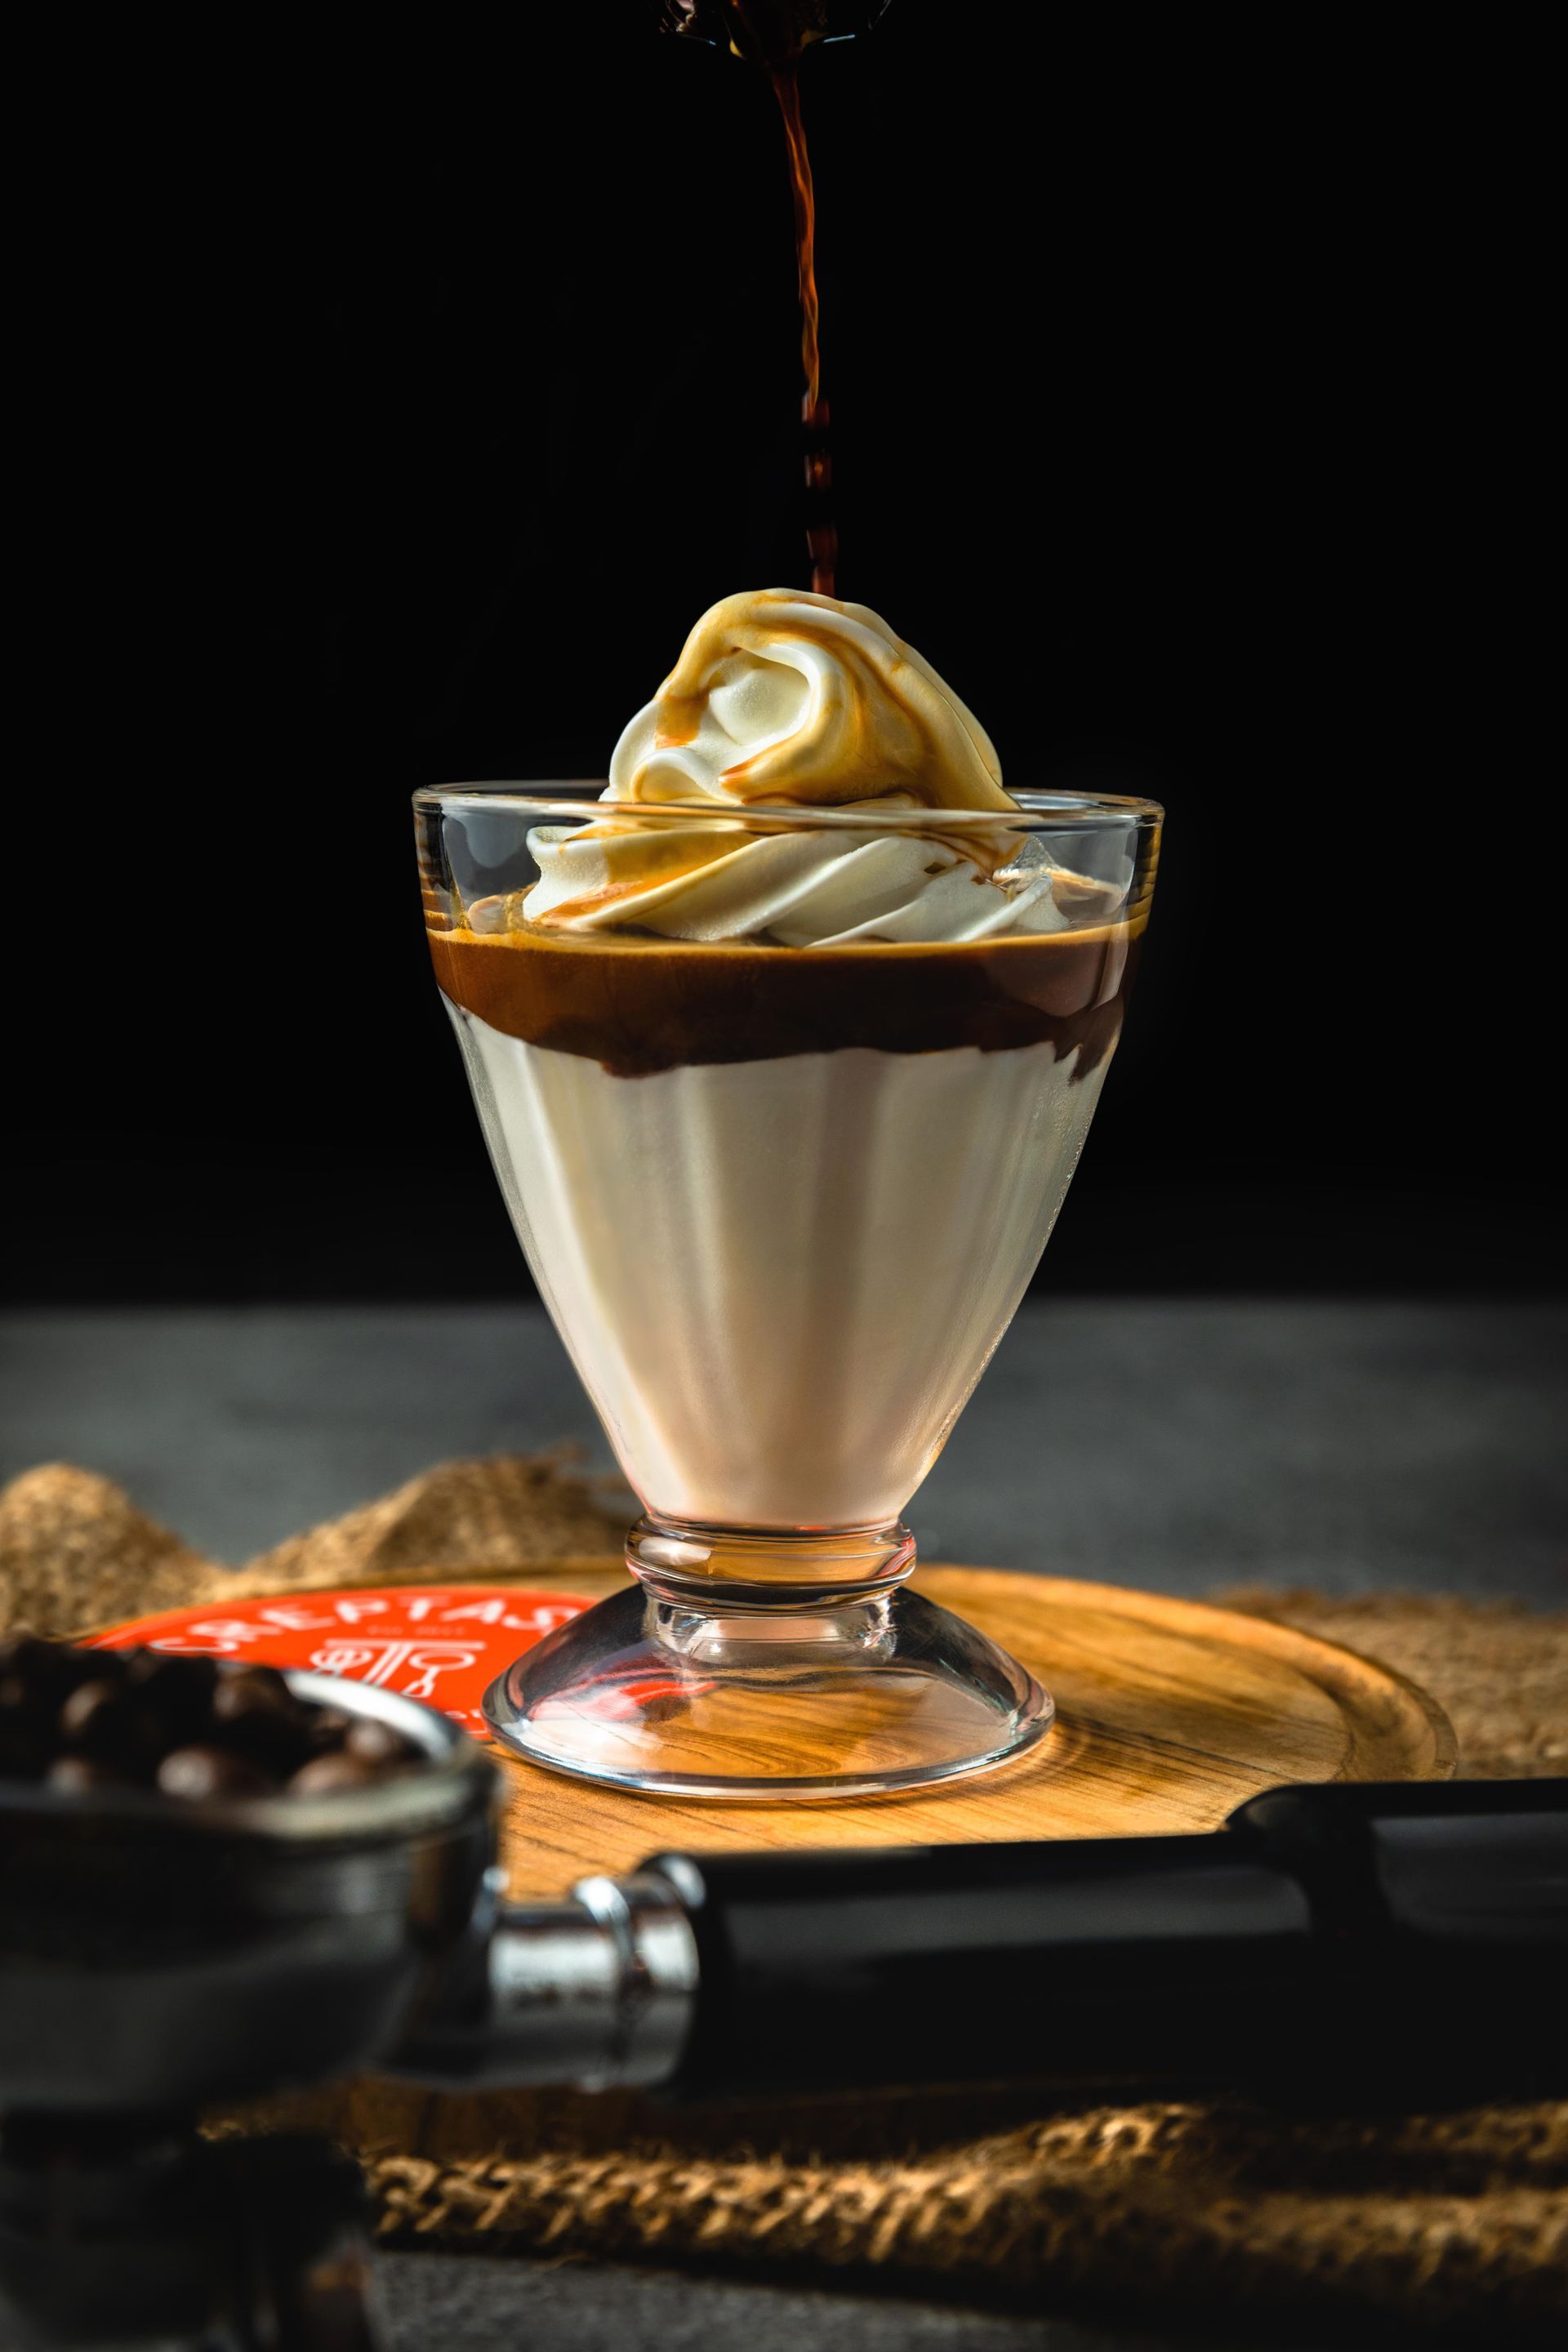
769 58 837 595
663 0 895 595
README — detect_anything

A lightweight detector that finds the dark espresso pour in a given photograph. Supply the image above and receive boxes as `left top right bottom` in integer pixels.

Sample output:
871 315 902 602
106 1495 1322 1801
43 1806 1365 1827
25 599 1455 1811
666 1 880 595
768 60 837 595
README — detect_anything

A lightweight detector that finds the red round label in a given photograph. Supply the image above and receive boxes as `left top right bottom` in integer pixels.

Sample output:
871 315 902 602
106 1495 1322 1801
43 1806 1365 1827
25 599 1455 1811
91 1585 595 1744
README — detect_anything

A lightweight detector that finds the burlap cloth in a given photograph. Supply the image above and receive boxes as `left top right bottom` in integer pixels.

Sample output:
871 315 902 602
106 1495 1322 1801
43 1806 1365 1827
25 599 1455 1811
3 1455 1565 2337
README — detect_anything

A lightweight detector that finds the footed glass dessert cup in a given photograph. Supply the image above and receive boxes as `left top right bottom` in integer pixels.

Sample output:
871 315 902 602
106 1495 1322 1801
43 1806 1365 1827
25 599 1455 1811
416 782 1160 1798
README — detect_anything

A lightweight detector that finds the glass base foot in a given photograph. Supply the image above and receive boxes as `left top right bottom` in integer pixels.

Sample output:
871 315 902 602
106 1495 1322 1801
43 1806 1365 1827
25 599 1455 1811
482 1578 1052 1801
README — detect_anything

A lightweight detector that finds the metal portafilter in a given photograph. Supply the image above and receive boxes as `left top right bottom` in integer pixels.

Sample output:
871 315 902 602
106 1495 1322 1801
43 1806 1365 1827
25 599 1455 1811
3 1660 1566 2346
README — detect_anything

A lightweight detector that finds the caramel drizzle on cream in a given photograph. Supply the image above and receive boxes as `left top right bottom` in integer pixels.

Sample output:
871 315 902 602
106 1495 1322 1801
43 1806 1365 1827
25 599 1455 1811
518 592 1086 934
619 590 1013 814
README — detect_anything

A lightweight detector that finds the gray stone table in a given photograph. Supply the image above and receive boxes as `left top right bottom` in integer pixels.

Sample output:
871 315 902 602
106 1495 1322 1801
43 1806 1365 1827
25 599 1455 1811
3 1302 1564 1601
2 1301 1564 2350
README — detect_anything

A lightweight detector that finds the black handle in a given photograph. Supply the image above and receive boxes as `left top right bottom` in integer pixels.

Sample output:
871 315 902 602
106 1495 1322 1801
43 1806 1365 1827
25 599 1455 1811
653 1782 1568 2102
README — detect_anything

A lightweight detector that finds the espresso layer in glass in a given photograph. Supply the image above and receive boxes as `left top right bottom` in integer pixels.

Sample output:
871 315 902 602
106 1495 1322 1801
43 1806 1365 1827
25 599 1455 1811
432 918 1141 1534
428 917 1142 1076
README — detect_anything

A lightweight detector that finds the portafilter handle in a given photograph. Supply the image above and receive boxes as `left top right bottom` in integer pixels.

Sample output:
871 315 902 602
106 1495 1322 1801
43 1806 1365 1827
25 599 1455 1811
390 1868 700 2091
390 1780 1568 2106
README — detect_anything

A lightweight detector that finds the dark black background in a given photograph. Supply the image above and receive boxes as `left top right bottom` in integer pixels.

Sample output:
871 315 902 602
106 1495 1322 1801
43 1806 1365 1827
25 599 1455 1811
11 6 1557 1300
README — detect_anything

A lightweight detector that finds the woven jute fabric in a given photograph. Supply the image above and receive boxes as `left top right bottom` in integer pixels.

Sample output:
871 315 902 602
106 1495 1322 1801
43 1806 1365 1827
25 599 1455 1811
3 1455 1566 2336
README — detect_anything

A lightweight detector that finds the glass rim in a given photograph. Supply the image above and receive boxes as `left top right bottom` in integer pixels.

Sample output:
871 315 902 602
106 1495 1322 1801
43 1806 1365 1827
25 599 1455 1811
414 781 1164 831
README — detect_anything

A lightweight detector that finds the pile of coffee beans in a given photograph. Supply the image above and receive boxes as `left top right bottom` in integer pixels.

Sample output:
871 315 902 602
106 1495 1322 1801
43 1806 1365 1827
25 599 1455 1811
0 1635 423 1799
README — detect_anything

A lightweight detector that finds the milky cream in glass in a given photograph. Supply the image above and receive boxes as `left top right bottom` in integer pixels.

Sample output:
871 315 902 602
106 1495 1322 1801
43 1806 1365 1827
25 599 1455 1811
416 592 1160 1797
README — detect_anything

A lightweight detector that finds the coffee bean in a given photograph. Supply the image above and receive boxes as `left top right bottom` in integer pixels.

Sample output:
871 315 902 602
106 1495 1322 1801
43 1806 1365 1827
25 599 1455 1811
212 1666 303 1735
306 1708 356 1748
47 1753 133 1793
287 1752 388 1795
122 1658 220 1753
2 1637 105 1704
3 1636 434 1799
0 1673 51 1728
59 1680 136 1751
212 1664 296 1717
209 1665 311 1770
0 1633 47 1682
0 1717 48 1780
124 1650 220 1711
157 1745 277 1801
344 1718 416 1766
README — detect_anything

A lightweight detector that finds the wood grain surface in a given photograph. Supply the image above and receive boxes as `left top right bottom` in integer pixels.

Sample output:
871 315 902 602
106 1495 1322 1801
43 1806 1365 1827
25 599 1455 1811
490 1564 1455 1895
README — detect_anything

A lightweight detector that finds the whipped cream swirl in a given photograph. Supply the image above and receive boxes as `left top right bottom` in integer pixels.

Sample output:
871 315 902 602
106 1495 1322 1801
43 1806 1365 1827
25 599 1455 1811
517 591 1115 947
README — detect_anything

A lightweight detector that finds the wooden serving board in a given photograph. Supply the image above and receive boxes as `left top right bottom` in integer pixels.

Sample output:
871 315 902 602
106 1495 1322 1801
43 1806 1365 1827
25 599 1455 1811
493 1565 1455 1897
